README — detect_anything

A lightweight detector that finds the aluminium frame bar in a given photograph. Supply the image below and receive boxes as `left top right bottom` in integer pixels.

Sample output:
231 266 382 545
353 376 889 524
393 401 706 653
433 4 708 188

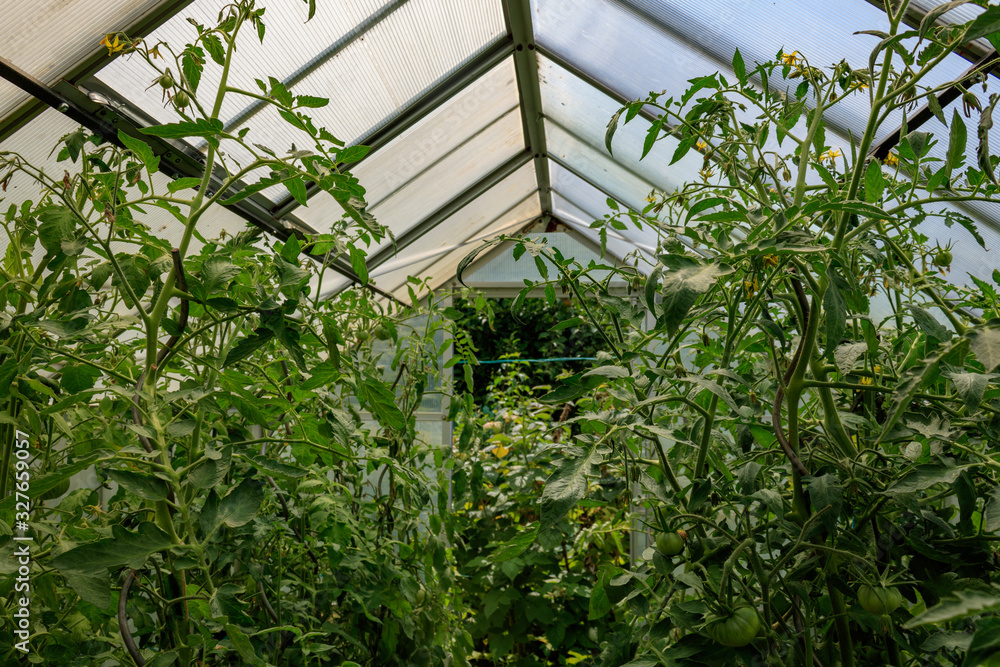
502 0 553 215
0 56 403 305
270 36 516 219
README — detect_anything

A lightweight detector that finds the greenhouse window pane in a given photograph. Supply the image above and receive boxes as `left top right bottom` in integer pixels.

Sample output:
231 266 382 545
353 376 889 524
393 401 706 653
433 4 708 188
539 53 704 199
368 162 540 295
552 193 656 263
295 57 517 232
545 119 653 212
0 109 248 272
300 104 524 237
532 0 971 152
365 107 523 241
95 0 506 205
352 58 518 209
0 0 166 121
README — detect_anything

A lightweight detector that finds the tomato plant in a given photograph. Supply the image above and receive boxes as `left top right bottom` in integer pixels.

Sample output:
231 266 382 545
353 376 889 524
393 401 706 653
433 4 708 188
457 4 1000 666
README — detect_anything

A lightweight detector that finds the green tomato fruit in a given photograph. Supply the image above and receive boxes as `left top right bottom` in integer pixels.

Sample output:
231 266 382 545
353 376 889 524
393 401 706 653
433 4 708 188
355 330 370 344
173 91 190 109
705 606 760 647
933 250 953 267
415 588 426 605
372 324 390 341
858 584 902 615
655 531 685 557
158 72 175 89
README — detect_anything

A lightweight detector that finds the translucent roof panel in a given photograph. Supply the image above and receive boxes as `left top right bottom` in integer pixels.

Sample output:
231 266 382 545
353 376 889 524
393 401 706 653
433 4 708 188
550 195 648 264
296 56 521 234
550 162 658 257
352 58 518 209
532 0 971 146
96 0 507 204
539 54 704 197
0 0 165 121
304 106 523 244
466 231 628 286
545 119 653 212
367 162 540 295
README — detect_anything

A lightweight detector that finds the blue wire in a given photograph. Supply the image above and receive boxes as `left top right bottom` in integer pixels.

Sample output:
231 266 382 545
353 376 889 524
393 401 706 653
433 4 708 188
454 357 598 365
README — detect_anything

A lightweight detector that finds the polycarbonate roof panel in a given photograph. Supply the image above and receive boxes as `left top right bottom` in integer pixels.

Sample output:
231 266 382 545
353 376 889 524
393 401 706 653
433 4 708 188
371 162 540 294
546 119 654 212
0 0 166 121
296 57 520 232
551 195 648 263
98 0 382 128
539 53 703 196
532 0 971 152
550 162 658 253
0 109 81 210
354 58 518 208
378 193 540 295
366 107 523 237
467 230 628 285
96 0 506 192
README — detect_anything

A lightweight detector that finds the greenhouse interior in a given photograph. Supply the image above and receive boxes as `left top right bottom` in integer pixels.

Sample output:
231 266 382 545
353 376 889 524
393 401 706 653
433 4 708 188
6 0 1000 664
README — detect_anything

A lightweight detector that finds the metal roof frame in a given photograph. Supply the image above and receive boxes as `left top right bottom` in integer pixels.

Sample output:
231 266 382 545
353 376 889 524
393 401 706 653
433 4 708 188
502 0 553 215
4 0 1000 298
270 35 516 220
366 149 533 270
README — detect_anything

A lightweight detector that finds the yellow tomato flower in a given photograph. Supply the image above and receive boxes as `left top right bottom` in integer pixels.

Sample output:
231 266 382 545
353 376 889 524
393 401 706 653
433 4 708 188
696 139 708 151
763 254 780 268
819 148 842 162
860 376 873 386
100 34 126 55
884 152 899 167
781 50 800 65
699 167 714 180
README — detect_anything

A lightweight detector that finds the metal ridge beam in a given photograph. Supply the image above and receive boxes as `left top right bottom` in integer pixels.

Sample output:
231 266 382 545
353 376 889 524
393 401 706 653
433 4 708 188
0 58 403 305
270 36 515 219
502 0 553 215
0 0 195 142
366 149 533 270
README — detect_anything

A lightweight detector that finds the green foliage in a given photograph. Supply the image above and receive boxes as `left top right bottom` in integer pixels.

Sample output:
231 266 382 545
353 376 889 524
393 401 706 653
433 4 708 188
0 3 464 665
448 368 626 664
456 6 1000 666
452 295 605 405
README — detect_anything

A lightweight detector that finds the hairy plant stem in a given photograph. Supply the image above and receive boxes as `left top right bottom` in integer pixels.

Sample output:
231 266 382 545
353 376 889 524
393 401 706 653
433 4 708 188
692 294 740 482
827 572 856 667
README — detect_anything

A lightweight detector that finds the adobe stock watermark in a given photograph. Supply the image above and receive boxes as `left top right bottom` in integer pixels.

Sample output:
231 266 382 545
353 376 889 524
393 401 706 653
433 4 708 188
11 429 33 653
